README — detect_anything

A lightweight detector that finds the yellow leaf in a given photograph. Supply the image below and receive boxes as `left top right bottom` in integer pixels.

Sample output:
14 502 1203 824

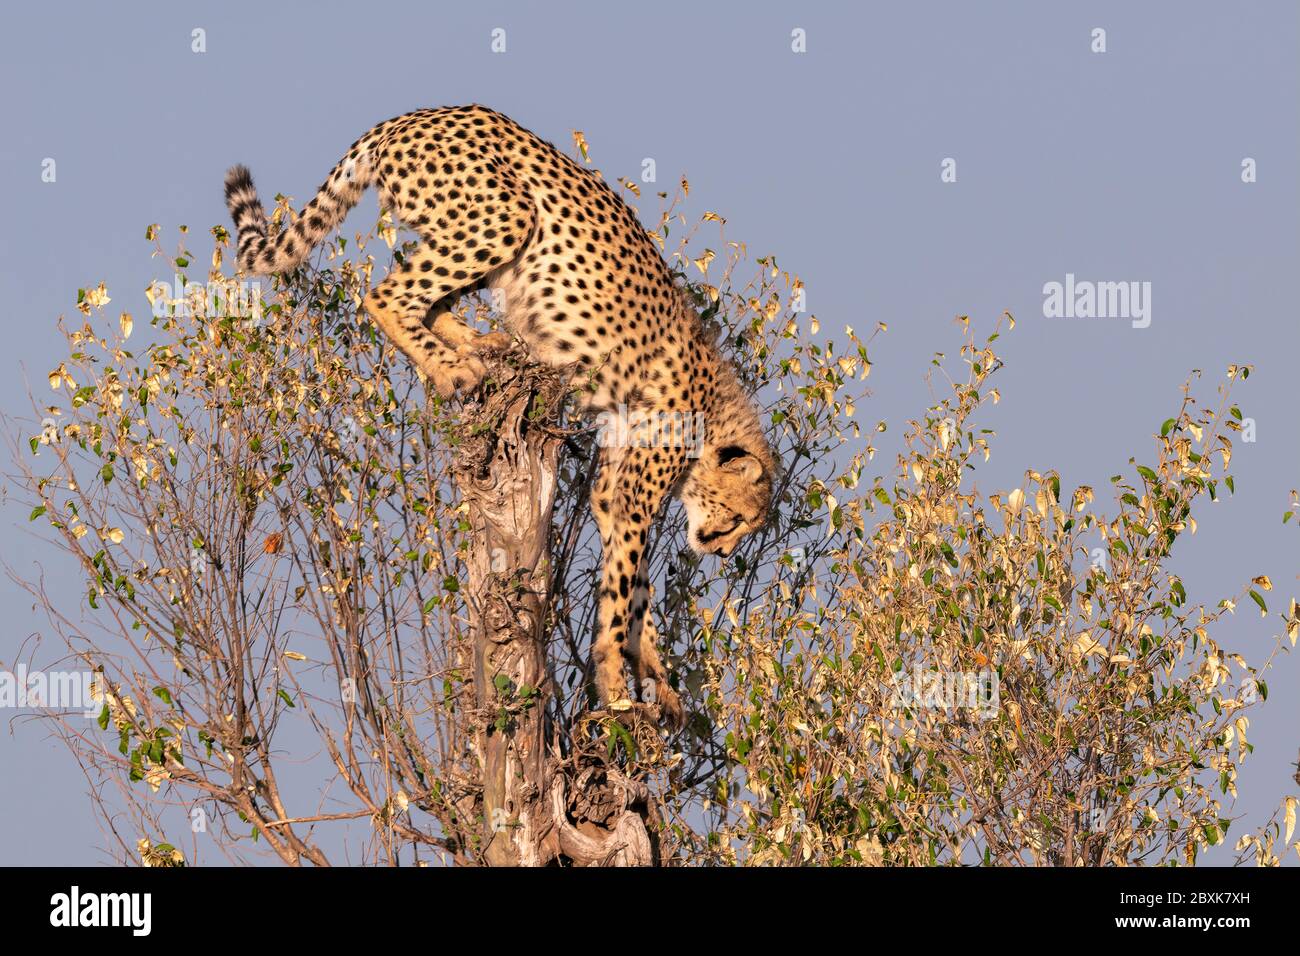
1252 575 1273 591
1286 797 1296 844
119 312 134 339
84 282 111 310
1007 488 1025 513
377 211 397 249
283 651 307 661
1072 633 1104 660
571 130 590 163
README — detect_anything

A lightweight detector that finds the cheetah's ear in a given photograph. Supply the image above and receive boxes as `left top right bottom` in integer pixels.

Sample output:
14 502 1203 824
718 445 763 483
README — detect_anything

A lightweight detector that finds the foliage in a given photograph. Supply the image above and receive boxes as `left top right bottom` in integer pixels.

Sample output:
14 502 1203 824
676 321 1298 866
10 148 1297 866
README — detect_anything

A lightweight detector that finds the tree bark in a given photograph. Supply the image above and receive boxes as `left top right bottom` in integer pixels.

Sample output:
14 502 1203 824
452 353 656 866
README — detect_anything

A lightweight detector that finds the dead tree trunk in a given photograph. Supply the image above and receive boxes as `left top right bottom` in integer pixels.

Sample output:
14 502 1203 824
452 353 657 866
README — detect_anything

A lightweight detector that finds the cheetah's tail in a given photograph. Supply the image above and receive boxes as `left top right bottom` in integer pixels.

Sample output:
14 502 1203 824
224 149 373 275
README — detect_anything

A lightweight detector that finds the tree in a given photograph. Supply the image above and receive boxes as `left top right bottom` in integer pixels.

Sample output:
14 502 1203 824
10 156 1297 866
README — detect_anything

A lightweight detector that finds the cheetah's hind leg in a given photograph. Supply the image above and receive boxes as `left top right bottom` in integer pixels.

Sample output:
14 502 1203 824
360 245 524 399
362 276 481 400
361 156 535 398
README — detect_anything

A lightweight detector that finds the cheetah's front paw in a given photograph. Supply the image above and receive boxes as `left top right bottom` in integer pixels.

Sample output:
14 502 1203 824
650 679 684 731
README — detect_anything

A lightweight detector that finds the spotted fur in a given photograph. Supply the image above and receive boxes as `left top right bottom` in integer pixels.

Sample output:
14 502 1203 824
225 105 776 727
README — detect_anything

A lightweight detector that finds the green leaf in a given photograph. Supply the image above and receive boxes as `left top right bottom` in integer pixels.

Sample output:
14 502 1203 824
277 688 296 708
1249 590 1267 615
609 720 636 760
29 506 46 521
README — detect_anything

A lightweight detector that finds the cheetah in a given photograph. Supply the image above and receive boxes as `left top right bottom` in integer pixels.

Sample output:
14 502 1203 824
224 105 776 728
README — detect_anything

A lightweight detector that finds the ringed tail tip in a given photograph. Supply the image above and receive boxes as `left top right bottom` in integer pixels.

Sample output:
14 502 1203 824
224 164 255 201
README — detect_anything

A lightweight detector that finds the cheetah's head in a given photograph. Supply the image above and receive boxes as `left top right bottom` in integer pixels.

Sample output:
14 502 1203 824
679 443 775 558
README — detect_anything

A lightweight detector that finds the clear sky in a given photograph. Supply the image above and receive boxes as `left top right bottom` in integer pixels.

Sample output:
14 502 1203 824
1 0 1296 864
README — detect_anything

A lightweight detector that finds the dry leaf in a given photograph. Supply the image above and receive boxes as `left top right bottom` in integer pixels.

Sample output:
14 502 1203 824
571 130 590 163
